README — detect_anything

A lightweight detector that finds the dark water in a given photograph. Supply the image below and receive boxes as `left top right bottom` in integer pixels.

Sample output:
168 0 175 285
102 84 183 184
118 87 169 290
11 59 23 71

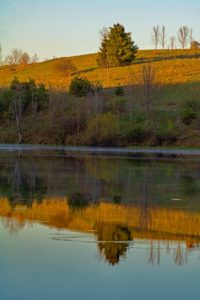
1 151 200 300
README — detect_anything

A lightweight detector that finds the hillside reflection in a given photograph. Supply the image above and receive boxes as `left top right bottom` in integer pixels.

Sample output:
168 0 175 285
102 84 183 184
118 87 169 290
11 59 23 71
1 198 200 266
1 152 200 265
1 152 200 208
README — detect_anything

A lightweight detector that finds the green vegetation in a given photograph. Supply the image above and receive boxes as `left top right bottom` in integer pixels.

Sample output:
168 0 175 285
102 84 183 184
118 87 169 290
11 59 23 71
115 85 124 96
69 76 103 97
0 45 200 147
69 76 94 97
181 99 200 125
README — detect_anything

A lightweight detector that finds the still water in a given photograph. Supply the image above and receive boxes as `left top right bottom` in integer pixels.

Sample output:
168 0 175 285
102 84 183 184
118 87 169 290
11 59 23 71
0 150 200 300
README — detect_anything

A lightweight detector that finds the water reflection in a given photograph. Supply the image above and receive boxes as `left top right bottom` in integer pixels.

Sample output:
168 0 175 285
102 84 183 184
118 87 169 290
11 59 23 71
1 197 200 266
96 223 131 265
1 152 200 207
0 152 200 266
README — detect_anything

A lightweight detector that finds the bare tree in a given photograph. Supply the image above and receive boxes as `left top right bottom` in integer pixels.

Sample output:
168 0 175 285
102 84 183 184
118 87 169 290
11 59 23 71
99 26 109 40
6 48 22 65
32 53 39 63
127 84 135 124
0 44 3 66
11 80 24 143
189 28 193 44
177 26 190 49
169 36 176 50
152 26 160 49
97 27 109 68
142 63 155 115
20 52 30 66
160 26 166 49
126 69 138 124
6 49 31 72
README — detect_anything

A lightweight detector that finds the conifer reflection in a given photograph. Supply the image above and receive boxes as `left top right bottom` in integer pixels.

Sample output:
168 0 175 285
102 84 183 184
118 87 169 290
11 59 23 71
96 223 131 265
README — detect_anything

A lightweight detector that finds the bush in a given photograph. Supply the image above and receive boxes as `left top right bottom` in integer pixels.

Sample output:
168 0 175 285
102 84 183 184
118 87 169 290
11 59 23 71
181 99 199 125
83 112 119 146
0 89 13 114
68 193 89 208
115 85 124 96
36 83 49 111
181 107 196 125
154 120 180 145
69 76 94 97
55 59 77 76
127 123 148 144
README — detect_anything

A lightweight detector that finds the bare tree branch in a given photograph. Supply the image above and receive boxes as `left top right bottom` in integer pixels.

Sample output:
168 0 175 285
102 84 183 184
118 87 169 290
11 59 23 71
160 26 166 50
152 26 160 49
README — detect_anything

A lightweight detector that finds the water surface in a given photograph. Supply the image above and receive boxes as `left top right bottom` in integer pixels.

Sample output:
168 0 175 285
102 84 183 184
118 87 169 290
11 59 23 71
1 151 200 300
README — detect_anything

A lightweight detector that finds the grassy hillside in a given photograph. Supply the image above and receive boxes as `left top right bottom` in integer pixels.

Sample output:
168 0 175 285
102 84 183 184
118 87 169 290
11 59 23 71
0 49 200 147
1 49 200 89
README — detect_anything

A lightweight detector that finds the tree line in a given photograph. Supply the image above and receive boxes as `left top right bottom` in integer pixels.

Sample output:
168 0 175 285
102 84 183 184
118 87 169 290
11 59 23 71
0 78 48 143
0 47 38 71
1 62 198 147
151 25 200 50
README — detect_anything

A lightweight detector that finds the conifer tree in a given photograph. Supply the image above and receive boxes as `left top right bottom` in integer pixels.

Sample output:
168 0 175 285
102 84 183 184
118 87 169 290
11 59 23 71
97 23 138 68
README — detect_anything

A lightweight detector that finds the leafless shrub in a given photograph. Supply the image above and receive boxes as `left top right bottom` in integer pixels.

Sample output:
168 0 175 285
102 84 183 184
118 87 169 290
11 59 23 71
55 59 77 76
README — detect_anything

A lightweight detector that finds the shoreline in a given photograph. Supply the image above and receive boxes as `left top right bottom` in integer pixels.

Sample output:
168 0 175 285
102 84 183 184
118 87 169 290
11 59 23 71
0 144 200 157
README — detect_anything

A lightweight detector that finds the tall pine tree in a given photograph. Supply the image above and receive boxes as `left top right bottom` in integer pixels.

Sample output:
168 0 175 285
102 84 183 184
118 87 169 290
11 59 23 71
97 23 138 68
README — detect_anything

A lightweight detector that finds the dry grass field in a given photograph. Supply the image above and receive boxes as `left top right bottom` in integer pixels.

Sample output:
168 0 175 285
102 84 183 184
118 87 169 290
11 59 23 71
0 49 200 89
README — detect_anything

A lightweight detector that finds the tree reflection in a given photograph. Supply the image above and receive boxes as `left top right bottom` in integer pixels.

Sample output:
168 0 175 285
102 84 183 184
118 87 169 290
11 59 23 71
96 222 132 265
173 242 185 266
139 168 152 231
1 215 27 234
148 240 161 265
181 174 200 195
68 192 90 208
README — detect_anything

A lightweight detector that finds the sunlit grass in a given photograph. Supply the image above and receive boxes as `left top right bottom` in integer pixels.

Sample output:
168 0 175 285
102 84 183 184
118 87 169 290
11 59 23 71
1 49 200 89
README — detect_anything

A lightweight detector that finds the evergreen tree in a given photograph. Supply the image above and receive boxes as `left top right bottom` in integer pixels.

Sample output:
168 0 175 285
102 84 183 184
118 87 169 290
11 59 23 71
97 23 138 68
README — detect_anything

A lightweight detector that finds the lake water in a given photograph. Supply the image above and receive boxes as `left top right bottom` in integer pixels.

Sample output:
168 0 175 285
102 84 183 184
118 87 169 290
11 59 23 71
1 150 200 300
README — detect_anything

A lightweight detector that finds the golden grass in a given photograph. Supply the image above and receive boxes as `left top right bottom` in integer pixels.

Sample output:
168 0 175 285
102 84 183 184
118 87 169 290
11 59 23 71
1 49 200 89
